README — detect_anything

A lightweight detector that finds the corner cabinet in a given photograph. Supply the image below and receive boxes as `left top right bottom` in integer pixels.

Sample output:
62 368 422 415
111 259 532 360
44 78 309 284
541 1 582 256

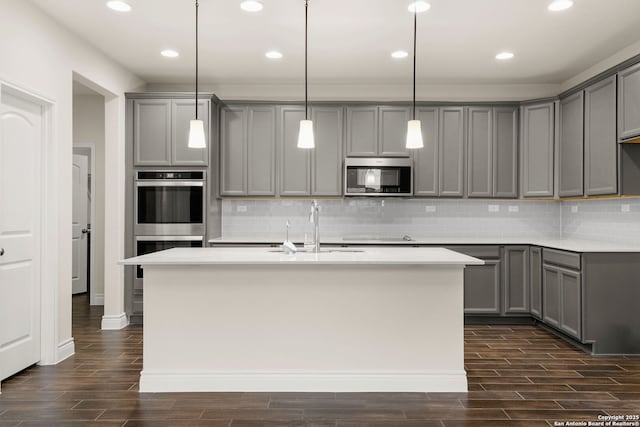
618 62 640 141
521 102 554 198
558 92 584 197
133 98 210 167
346 105 410 157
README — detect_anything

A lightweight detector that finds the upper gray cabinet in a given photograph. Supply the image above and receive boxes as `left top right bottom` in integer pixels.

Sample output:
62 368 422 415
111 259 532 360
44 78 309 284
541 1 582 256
558 92 584 197
618 62 640 141
311 106 344 196
466 106 518 198
584 76 617 196
220 106 247 196
346 105 410 157
133 98 210 167
413 107 439 196
279 106 311 196
521 102 554 198
439 107 465 197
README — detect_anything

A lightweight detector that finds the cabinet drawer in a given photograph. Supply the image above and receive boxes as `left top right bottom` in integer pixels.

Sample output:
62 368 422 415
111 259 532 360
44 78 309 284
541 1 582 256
543 248 581 270
447 245 501 259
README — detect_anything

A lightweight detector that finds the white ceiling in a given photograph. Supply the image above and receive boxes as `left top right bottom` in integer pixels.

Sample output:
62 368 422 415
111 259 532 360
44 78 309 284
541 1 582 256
32 0 640 87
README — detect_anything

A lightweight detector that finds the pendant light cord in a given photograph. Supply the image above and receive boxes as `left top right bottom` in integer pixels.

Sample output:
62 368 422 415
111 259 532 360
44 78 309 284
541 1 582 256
195 0 199 121
304 0 309 120
412 8 417 120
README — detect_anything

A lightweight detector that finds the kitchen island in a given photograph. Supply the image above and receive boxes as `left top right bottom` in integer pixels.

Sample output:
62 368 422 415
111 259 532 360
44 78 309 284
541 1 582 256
120 247 483 393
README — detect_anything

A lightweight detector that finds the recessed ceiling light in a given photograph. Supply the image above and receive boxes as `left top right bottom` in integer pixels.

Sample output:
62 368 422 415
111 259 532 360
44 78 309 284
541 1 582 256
106 1 131 12
161 49 179 58
496 51 515 60
265 51 283 59
391 50 409 59
408 1 431 13
548 0 574 11
240 0 263 12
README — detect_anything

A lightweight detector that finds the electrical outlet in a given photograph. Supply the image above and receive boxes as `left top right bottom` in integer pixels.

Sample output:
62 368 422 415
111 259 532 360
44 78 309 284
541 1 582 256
571 205 578 213
237 205 247 213
622 204 631 213
508 205 519 213
425 205 436 213
488 205 500 213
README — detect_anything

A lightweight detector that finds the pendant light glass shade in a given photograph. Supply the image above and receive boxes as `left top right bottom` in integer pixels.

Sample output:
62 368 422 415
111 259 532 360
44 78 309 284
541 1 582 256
297 119 315 149
406 119 424 149
188 119 206 148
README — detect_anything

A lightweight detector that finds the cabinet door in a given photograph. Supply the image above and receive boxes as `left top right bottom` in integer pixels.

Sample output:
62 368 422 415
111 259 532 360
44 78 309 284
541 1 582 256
379 106 411 157
172 99 209 166
279 106 310 196
311 106 343 196
585 76 617 196
413 108 439 196
247 106 276 196
133 99 171 166
467 107 492 197
346 106 378 157
438 107 465 197
542 265 561 328
558 92 584 197
493 106 519 198
560 268 582 340
220 106 247 196
504 246 530 314
529 247 542 319
464 260 501 314
618 62 640 141
521 103 554 197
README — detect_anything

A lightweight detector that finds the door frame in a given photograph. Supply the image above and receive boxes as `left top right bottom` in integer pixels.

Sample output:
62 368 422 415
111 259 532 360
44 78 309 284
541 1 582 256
0 80 61 368
73 144 97 305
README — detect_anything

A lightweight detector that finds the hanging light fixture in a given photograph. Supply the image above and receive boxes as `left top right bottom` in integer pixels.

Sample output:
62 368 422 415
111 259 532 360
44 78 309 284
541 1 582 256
188 0 206 149
406 5 424 149
297 0 315 149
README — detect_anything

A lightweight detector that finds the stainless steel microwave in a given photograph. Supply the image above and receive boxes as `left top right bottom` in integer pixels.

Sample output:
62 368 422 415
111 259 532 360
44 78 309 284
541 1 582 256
344 157 413 196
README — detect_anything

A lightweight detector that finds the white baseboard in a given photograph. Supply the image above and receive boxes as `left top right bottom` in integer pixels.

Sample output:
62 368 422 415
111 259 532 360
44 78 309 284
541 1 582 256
91 293 104 306
56 338 75 363
101 312 129 330
139 370 468 393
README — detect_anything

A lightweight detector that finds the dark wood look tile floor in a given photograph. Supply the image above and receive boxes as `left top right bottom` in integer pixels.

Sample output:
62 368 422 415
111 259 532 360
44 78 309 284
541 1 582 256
1 295 639 426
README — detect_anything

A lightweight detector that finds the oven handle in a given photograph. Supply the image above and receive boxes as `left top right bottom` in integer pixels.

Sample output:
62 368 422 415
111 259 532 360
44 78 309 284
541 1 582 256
135 236 204 241
135 181 204 187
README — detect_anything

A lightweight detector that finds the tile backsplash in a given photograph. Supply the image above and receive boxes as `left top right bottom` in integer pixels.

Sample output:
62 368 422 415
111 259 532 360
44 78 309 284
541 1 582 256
222 199 561 240
561 198 640 244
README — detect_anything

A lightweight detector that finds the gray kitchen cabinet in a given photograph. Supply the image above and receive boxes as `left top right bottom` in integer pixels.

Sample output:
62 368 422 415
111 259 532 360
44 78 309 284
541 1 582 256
542 265 561 329
311 106 344 196
413 107 439 196
220 106 247 196
279 106 311 196
133 99 172 166
379 106 411 157
439 107 465 197
504 246 530 314
493 106 519 198
558 92 584 197
521 102 554 197
618 62 640 141
467 107 493 197
529 246 542 319
346 106 378 157
543 249 582 341
172 99 210 166
464 260 502 314
584 76 617 196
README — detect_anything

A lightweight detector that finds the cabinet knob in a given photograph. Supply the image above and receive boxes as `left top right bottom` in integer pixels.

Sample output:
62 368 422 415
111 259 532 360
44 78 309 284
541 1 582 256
0 248 4 256
82 228 89 234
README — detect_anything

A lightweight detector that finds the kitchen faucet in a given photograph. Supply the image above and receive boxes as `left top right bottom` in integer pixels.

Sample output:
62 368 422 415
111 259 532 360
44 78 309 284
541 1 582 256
309 200 320 253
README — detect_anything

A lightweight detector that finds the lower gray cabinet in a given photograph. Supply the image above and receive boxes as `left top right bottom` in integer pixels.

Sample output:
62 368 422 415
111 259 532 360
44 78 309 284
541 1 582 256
529 247 542 319
542 266 561 329
504 246 529 314
543 250 582 341
452 246 501 314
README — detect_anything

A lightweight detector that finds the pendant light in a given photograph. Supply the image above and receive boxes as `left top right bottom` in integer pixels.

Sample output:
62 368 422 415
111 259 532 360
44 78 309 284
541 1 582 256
188 0 206 149
406 6 424 149
297 0 315 149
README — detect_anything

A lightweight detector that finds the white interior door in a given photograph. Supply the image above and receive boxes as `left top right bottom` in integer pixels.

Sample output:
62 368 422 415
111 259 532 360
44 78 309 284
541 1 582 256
0 87 42 382
72 154 89 295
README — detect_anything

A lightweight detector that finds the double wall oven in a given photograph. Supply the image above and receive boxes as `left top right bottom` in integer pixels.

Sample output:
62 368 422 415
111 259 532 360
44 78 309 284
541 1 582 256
134 170 206 281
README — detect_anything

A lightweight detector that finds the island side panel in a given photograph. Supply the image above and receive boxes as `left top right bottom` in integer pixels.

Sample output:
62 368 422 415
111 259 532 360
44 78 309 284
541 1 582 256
141 264 467 392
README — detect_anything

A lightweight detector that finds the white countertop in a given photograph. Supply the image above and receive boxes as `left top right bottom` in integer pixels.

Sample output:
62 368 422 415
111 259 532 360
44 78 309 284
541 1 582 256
120 247 485 266
208 236 640 253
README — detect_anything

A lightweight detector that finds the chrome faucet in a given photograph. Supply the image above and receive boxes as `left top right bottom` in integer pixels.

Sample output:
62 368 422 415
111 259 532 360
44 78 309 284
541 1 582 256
309 200 320 253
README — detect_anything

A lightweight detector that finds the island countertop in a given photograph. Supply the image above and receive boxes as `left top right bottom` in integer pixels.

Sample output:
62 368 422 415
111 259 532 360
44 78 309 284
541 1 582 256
120 247 484 266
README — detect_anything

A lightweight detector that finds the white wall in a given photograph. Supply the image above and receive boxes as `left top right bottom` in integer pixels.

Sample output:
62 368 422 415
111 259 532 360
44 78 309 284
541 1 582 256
0 0 144 363
73 94 105 304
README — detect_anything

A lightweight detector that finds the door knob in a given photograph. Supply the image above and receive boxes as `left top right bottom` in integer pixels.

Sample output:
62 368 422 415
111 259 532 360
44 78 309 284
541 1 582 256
81 228 89 234
0 248 4 256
